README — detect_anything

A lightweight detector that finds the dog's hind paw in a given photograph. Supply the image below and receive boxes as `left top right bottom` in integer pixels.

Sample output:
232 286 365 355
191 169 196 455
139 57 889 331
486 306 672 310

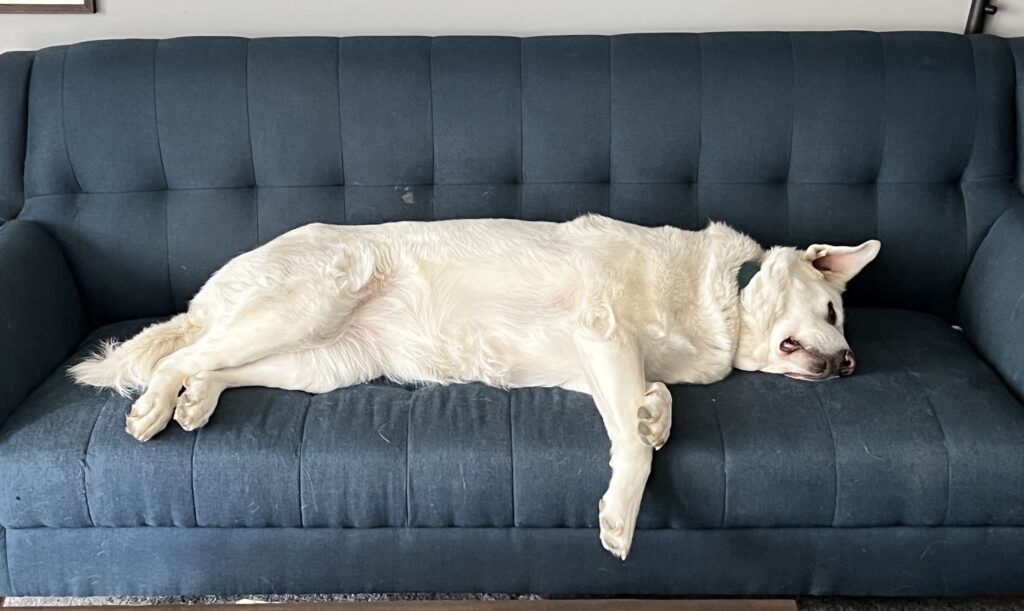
126 392 174 442
173 372 220 432
637 382 671 450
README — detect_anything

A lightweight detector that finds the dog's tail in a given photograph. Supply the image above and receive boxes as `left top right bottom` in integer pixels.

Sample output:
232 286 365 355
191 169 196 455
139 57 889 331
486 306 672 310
69 313 202 396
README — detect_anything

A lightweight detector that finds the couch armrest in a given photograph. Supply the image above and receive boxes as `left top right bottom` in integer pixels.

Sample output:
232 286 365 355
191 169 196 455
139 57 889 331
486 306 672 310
958 205 1024 401
0 220 88 428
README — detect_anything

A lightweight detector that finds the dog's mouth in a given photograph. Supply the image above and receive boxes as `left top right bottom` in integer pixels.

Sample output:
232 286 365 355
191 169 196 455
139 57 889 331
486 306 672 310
783 371 836 382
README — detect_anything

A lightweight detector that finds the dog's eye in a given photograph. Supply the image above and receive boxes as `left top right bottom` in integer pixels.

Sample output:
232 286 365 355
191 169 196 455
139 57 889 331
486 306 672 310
827 302 837 326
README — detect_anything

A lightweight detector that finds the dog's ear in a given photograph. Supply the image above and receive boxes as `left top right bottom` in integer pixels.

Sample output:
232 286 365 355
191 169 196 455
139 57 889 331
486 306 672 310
804 240 881 287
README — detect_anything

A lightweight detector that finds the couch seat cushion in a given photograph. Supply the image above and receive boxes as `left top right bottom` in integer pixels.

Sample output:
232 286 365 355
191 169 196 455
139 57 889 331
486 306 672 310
1 309 1023 530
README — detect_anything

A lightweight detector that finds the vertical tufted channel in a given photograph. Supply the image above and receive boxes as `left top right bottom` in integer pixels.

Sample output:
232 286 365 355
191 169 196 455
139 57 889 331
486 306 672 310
300 385 409 527
431 37 522 219
249 38 343 187
521 36 611 220
609 34 701 228
63 41 166 193
338 37 434 224
23 46 79 198
248 38 346 245
408 384 513 527
872 33 975 317
698 33 793 247
0 52 34 220
787 32 885 251
155 38 254 190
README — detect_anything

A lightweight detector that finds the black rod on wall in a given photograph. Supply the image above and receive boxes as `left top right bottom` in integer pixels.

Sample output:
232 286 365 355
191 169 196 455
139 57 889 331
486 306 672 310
965 0 998 33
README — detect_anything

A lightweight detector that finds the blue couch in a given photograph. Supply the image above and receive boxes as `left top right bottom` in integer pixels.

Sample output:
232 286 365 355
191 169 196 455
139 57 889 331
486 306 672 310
1 32 1023 597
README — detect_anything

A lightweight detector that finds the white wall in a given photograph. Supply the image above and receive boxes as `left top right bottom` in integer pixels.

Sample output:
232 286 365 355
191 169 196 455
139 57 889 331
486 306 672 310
2 0 1020 54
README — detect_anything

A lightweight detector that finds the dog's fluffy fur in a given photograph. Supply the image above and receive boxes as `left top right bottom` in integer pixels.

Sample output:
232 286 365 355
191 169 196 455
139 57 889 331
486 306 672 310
71 214 880 559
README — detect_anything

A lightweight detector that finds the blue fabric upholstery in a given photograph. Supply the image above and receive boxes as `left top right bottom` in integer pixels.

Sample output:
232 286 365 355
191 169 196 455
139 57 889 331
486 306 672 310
2 33 1024 596
4 526 1024 597
0 220 87 429
12 33 1021 325
959 204 1024 400
0 52 33 220
3 309 1023 534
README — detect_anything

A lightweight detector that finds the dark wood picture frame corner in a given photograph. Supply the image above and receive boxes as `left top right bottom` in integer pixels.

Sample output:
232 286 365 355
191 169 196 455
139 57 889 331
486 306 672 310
0 0 95 14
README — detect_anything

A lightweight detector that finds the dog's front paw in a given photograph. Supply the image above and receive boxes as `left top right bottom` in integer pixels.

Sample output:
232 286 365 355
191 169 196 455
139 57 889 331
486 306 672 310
637 382 671 450
173 372 219 432
125 392 174 442
598 495 638 561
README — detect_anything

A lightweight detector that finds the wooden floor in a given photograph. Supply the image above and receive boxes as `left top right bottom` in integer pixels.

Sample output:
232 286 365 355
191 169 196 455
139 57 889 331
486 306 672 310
0 600 798 610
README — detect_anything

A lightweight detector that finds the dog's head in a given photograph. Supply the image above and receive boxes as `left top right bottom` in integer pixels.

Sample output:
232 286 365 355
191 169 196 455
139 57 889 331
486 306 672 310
734 240 881 381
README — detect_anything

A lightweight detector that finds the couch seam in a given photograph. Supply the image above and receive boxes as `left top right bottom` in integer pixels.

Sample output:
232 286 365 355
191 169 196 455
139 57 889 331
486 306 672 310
428 39 436 219
811 384 841 528
336 39 346 188
873 33 888 260
21 178 1000 200
245 41 260 245
60 46 82 194
965 36 981 186
874 33 888 184
786 33 796 244
508 390 516 527
154 39 174 313
244 39 257 189
927 393 953 527
164 188 174 312
82 394 110 528
695 35 704 225
518 39 525 217
2 525 11 595
405 393 413 527
962 37 981 270
341 183 347 225
11 51 35 219
6 524 1022 532
606 36 612 206
908 375 954 527
297 394 314 529
710 391 728 528
189 427 200 527
253 186 261 247
151 41 168 191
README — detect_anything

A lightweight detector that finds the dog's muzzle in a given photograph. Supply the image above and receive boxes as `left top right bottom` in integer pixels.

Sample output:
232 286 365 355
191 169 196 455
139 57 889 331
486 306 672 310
815 349 856 378
786 349 856 380
839 350 856 376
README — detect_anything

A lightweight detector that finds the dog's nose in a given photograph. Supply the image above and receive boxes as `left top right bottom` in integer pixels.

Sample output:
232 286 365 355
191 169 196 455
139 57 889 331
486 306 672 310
839 350 856 376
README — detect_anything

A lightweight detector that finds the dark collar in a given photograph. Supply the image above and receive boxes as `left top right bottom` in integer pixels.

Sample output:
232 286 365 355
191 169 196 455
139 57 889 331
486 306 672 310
737 261 761 292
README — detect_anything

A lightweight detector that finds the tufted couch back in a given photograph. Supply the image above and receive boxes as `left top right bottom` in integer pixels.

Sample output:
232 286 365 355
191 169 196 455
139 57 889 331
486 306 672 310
2 33 1021 325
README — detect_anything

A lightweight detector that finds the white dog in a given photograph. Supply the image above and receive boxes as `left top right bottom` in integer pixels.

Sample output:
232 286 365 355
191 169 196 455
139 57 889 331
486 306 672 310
71 214 880 559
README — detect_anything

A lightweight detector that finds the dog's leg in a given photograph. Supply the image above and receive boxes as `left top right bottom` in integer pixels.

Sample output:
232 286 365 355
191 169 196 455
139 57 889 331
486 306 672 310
173 342 379 431
127 248 379 441
573 329 652 560
563 379 671 450
637 381 671 450
127 310 338 441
